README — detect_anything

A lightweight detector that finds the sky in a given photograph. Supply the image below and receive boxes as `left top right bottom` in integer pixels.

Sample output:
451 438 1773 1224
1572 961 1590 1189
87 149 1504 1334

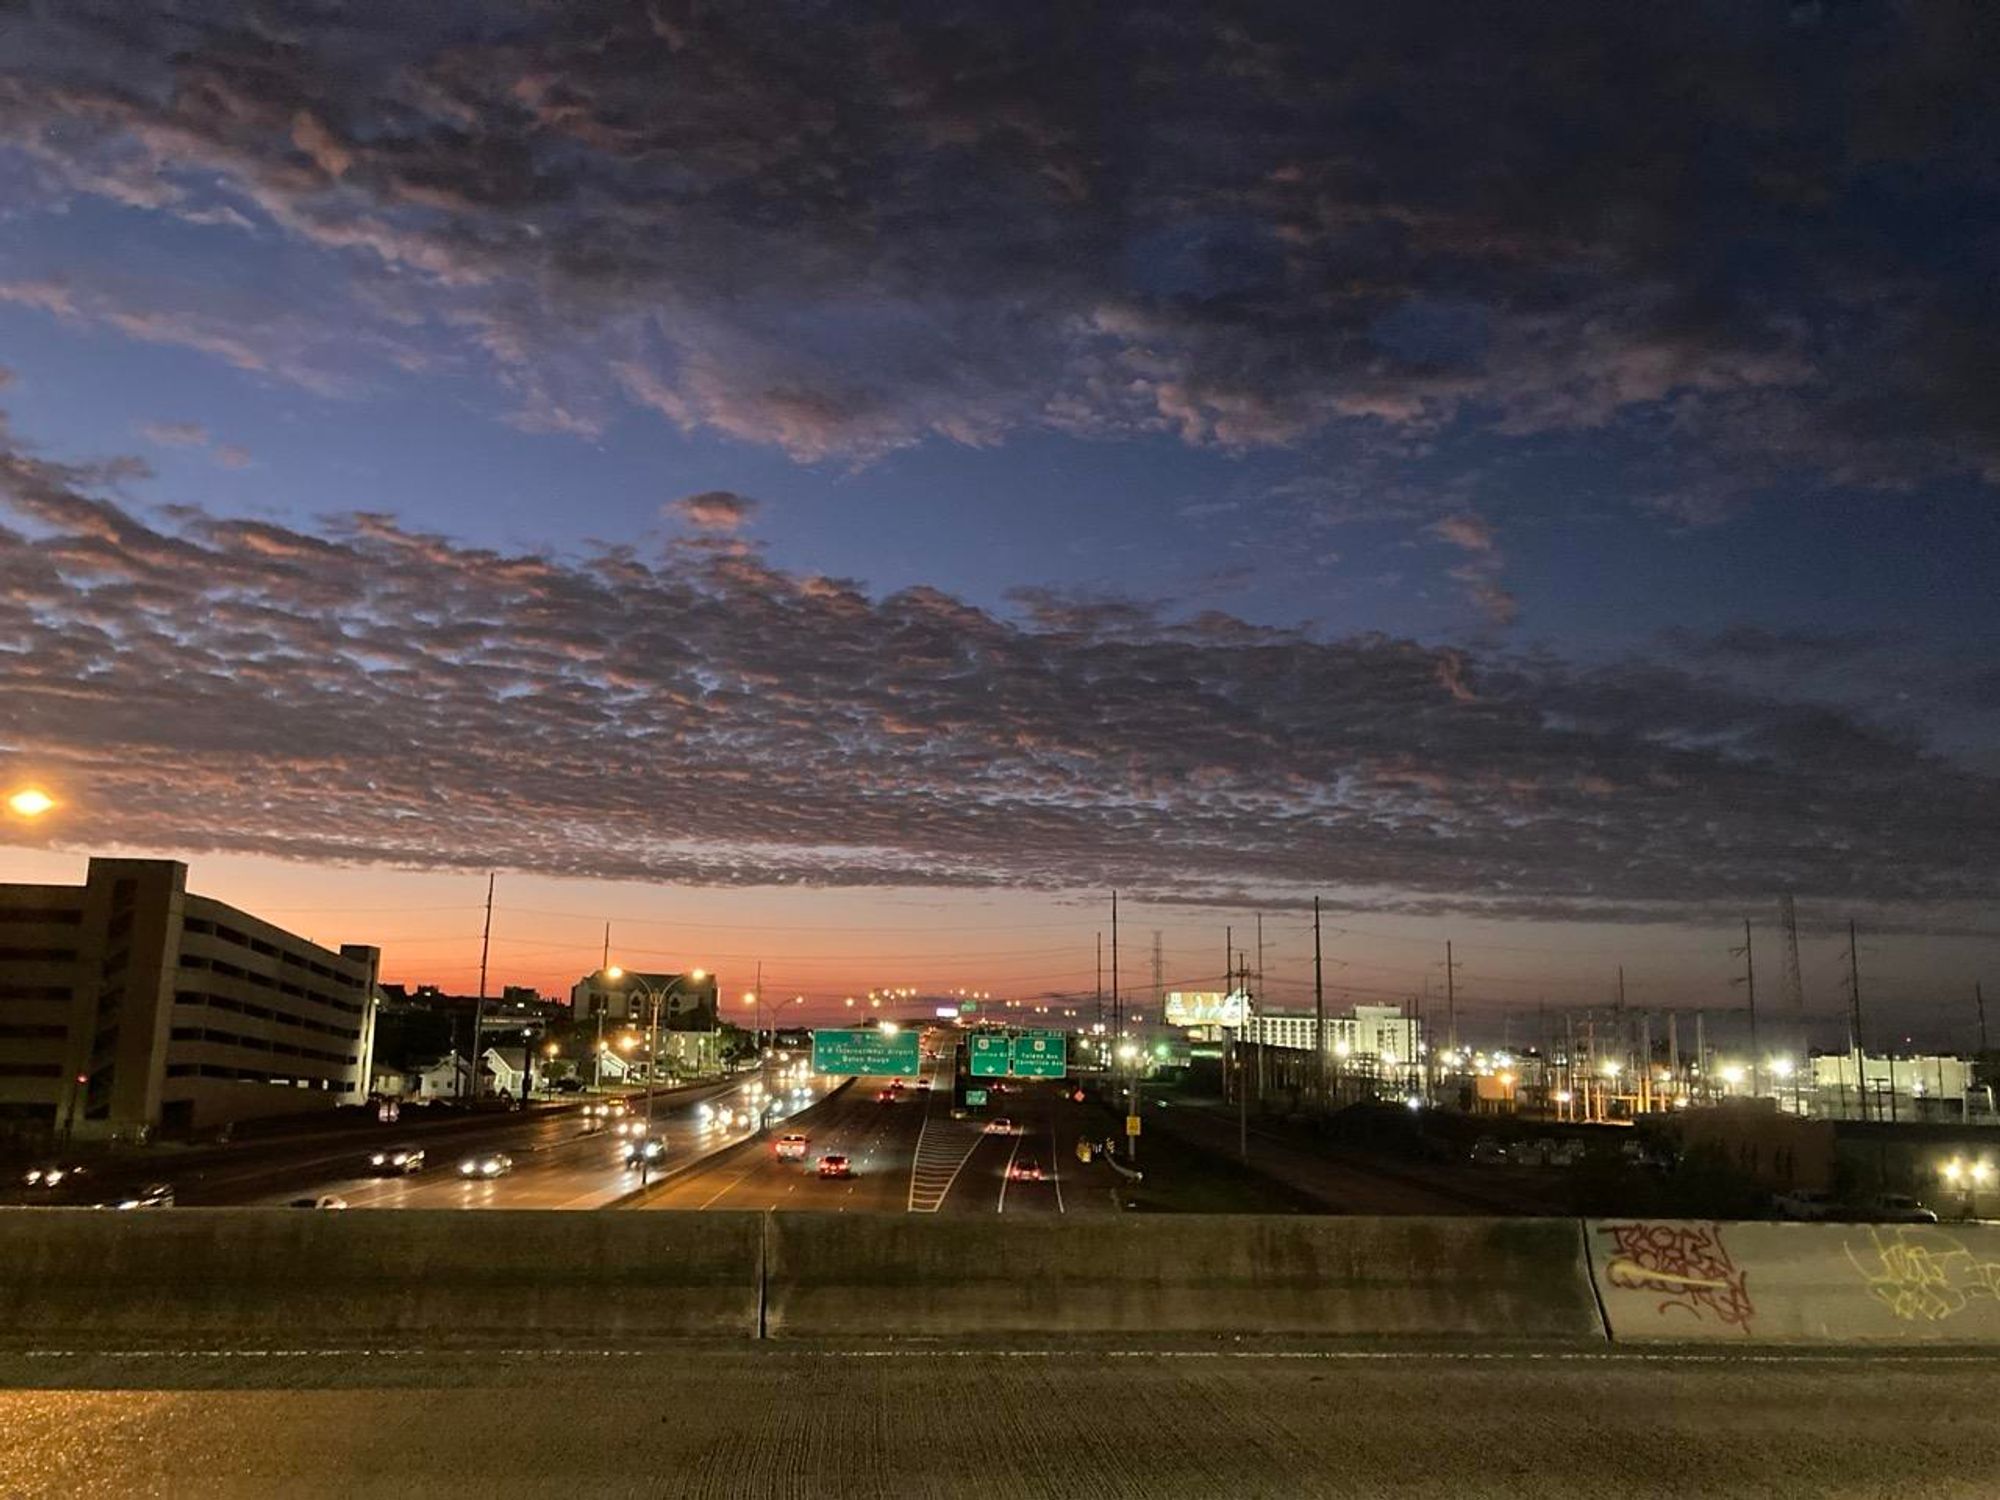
1 2 1997 1049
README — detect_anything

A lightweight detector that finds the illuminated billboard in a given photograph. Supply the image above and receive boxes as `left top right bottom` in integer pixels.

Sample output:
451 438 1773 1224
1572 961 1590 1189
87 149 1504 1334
1164 991 1246 1028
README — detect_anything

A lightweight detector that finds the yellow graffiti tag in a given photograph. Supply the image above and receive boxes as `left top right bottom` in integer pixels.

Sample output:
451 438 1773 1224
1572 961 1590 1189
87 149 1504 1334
1844 1226 2000 1323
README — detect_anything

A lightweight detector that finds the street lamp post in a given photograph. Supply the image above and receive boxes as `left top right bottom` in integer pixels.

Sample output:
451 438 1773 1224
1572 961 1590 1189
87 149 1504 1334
602 966 706 1187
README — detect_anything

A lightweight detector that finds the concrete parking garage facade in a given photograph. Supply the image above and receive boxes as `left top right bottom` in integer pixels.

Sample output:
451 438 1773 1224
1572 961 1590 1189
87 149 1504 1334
0 857 379 1141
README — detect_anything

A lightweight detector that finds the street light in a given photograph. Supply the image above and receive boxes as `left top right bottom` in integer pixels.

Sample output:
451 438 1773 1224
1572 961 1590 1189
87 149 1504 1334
6 788 56 819
604 966 710 1184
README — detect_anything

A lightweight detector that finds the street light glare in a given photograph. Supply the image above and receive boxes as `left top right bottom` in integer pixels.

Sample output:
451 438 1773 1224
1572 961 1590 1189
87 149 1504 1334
604 965 624 980
6 788 56 818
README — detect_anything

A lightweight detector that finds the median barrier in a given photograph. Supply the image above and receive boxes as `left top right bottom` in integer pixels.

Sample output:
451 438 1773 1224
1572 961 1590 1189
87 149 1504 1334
1587 1217 2000 1344
761 1212 1606 1340
0 1209 764 1346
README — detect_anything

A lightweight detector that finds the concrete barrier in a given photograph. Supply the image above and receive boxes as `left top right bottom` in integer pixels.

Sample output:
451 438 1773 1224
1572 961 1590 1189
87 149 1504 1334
762 1213 1605 1340
1587 1217 2000 1344
0 1209 763 1346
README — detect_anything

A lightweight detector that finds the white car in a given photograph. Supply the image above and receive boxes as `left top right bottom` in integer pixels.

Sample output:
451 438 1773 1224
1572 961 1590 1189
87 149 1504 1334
286 1194 349 1210
458 1153 514 1179
1866 1193 1938 1224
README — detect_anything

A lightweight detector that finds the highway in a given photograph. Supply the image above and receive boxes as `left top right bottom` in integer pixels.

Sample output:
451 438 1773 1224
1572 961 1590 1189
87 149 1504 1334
195 1073 838 1210
634 1064 1117 1215
4 1346 1995 1498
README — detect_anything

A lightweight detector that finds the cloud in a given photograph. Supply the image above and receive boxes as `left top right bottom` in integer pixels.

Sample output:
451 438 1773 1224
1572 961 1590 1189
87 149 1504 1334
212 444 252 470
0 366 14 390
667 491 759 534
0 1 1994 515
2 421 1994 920
138 421 208 448
1427 511 1516 626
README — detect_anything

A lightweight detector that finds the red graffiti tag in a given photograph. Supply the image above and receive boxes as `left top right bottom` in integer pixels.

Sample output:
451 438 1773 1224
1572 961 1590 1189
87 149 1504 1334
1600 1221 1755 1332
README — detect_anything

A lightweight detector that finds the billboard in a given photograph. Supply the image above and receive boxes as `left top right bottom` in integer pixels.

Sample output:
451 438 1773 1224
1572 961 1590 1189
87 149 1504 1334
1164 991 1246 1028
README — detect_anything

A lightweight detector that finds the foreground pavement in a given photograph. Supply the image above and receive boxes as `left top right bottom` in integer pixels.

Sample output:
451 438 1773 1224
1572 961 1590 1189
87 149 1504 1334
2 1345 1996 1498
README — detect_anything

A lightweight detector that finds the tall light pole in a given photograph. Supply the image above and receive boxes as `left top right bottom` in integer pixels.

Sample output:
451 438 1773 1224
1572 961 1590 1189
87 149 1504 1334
600 964 707 1185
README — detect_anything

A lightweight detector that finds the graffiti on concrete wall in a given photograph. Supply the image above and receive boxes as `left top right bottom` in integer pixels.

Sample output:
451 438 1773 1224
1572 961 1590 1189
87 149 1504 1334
1845 1226 2000 1324
1598 1221 1756 1332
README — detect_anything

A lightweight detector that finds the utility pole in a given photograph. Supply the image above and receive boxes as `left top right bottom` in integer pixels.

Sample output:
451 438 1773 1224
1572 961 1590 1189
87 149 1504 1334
471 871 494 1102
1847 920 1868 1123
1731 921 1761 1099
1977 981 1990 1057
1095 932 1103 1036
601 921 610 972
1313 896 1326 1112
1444 940 1459 1056
1222 924 1232 1107
1237 949 1249 1163
1111 890 1125 1157
1254 913 1267 1106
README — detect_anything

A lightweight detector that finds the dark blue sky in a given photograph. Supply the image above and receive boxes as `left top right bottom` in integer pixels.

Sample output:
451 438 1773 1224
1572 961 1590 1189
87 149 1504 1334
1 1 1997 1019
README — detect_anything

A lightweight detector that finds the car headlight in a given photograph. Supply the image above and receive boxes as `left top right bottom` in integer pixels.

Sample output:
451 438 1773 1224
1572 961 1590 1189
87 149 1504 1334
460 1162 476 1174
45 1170 63 1185
370 1154 386 1165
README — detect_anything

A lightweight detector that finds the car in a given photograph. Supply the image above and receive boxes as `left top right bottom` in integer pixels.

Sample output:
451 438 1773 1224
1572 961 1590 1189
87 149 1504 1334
113 1183 175 1210
1468 1137 1509 1166
286 1195 349 1210
876 1089 898 1103
22 1164 83 1190
986 1117 1016 1135
1775 1188 1838 1221
1866 1193 1939 1224
615 1119 646 1138
817 1153 852 1178
774 1133 810 1161
458 1153 514 1179
554 1077 584 1093
916 1079 932 1091
1008 1155 1043 1182
623 1137 668 1169
367 1146 426 1175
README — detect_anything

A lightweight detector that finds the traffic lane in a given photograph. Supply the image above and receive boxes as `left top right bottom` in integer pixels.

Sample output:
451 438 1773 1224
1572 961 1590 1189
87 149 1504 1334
996 1080 1102 1216
638 1075 926 1212
9 1349 2000 1499
938 1081 1072 1215
160 1081 747 1206
258 1077 805 1210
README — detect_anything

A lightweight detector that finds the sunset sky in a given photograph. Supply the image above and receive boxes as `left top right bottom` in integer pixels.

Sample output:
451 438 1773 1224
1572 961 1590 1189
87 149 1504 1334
2 3 1997 1048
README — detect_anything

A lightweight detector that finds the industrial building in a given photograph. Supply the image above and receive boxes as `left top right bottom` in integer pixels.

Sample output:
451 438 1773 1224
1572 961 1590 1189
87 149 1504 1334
0 857 379 1140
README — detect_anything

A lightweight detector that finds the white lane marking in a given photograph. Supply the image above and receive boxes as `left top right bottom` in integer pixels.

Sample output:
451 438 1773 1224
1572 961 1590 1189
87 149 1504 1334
906 1062 984 1213
997 1132 1023 1213
1048 1120 1065 1215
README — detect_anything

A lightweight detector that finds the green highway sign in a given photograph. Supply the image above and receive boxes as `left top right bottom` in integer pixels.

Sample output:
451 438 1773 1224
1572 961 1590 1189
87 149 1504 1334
1010 1031 1067 1079
965 1089 989 1106
968 1034 1011 1078
812 1028 921 1077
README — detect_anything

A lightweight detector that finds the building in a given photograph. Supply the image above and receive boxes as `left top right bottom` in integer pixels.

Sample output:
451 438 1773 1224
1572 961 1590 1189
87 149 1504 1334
570 968 718 1027
570 969 723 1079
1811 1052 1984 1119
1238 1004 1417 1064
0 857 379 1140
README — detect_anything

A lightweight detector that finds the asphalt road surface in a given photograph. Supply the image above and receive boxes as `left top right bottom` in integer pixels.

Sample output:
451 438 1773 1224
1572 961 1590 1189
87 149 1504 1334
3 1346 1995 1498
635 1067 1119 1214
228 1074 836 1210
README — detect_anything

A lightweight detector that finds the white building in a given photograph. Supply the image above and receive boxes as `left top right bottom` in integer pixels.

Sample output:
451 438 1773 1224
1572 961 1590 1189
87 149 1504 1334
1812 1052 1976 1104
1237 1005 1416 1064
